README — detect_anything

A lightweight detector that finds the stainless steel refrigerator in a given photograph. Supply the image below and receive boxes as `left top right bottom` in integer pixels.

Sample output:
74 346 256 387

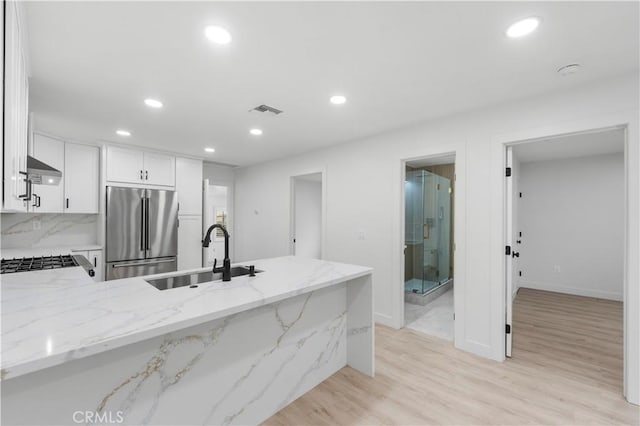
105 186 178 280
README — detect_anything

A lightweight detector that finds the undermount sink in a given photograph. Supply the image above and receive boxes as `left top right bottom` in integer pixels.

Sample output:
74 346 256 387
146 266 262 291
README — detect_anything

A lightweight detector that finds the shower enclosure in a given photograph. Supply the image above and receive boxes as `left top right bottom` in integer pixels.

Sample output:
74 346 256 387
405 169 452 294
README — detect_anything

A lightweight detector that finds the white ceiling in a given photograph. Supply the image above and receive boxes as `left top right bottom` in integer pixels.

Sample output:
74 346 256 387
513 127 625 163
24 1 639 167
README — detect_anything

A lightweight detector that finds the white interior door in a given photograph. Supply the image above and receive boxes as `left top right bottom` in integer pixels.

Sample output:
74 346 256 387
505 146 518 357
292 174 322 259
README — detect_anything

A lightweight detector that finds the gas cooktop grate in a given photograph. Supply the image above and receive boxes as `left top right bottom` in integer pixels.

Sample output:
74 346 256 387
1 255 79 274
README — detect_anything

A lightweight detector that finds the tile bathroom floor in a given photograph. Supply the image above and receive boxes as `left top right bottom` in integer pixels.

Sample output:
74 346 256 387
404 288 453 341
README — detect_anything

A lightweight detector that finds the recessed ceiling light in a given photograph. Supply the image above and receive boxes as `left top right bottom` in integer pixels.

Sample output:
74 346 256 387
330 95 347 105
205 26 232 45
204 147 215 153
144 98 163 108
250 128 263 136
506 17 540 38
557 63 581 76
116 129 131 137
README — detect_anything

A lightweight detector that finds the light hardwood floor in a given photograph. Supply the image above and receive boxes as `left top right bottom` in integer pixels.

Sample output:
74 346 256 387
265 288 638 425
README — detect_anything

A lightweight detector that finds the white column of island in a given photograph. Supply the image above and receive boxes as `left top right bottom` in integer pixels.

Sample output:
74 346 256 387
1 256 373 425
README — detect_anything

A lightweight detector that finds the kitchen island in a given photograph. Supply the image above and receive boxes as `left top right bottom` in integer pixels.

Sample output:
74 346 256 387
1 256 374 425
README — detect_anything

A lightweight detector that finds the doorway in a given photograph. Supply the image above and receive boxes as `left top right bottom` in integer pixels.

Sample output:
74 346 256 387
291 172 323 259
202 181 231 266
504 127 627 391
403 155 455 341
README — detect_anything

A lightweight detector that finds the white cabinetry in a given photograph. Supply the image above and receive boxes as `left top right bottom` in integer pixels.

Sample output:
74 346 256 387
106 146 175 187
144 152 175 186
176 157 203 271
88 250 103 282
31 134 64 213
176 158 203 215
64 143 100 213
29 134 100 214
105 146 144 184
2 0 29 212
178 216 202 271
71 249 103 282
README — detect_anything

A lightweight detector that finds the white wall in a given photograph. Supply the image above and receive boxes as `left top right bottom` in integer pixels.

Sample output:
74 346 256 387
203 163 235 185
233 73 639 402
294 179 322 259
518 153 624 300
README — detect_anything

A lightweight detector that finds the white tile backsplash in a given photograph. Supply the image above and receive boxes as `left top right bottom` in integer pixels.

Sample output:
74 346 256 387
1 213 98 249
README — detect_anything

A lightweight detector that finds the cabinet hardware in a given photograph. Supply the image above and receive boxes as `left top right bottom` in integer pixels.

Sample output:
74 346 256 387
140 170 143 180
113 258 175 268
66 198 69 209
18 171 33 201
145 170 148 180
94 257 97 267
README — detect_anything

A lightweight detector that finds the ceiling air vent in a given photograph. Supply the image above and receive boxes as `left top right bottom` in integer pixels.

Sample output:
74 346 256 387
251 104 283 115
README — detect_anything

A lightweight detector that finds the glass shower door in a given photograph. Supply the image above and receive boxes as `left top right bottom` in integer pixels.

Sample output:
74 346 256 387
422 172 440 293
435 175 451 285
405 169 452 294
404 170 425 293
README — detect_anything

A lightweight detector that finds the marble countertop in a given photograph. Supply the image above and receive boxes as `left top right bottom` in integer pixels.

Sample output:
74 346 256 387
0 256 372 380
1 245 103 259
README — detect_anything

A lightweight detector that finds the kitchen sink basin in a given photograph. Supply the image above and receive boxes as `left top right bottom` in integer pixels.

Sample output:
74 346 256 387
145 266 262 290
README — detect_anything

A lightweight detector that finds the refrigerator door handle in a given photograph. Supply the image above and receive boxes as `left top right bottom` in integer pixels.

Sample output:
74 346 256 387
145 196 150 254
112 258 176 268
140 196 146 252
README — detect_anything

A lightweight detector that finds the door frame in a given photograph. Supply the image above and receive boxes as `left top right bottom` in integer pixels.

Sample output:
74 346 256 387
289 170 327 259
398 149 466 349
492 110 639 404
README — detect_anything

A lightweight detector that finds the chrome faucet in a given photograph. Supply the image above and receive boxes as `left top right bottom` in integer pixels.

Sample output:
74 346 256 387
202 224 231 282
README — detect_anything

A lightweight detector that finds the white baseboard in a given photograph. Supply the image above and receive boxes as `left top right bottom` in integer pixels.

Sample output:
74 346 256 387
518 280 622 301
456 339 494 360
375 312 395 328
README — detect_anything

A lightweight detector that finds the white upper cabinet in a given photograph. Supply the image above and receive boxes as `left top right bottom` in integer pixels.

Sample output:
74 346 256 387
31 134 65 213
106 146 175 187
106 146 145 184
2 1 29 212
176 157 203 215
65 143 100 213
29 134 100 214
144 152 175 187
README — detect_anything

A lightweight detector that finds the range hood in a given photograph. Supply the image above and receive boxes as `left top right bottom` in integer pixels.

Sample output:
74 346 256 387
27 156 62 185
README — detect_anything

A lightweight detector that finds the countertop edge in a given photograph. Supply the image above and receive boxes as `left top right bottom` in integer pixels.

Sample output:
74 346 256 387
2 267 372 380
